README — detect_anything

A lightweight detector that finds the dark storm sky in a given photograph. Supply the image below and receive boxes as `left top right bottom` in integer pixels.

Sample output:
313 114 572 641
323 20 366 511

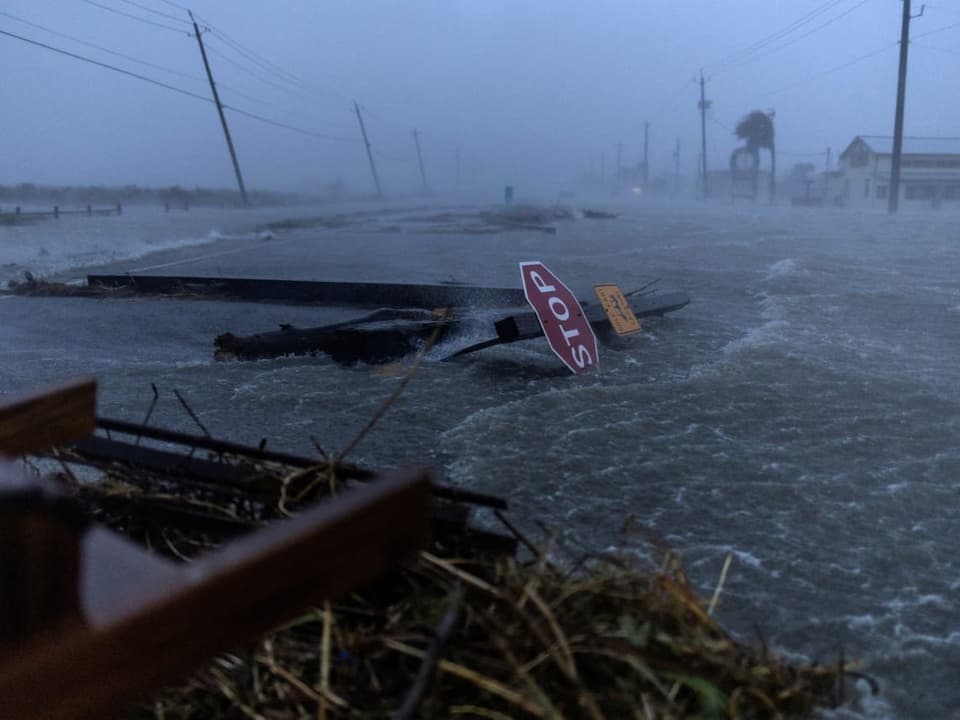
1 1 957 195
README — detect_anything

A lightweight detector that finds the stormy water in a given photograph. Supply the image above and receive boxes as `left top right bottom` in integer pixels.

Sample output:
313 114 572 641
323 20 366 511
2 199 960 718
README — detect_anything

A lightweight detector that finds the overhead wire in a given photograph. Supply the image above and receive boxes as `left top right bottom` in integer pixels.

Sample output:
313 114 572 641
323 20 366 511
707 0 851 71
152 0 189 10
224 105 358 142
188 9 354 106
0 27 358 143
1 9 334 124
721 0 872 70
755 41 898 98
913 20 960 40
204 42 312 98
114 0 191 25
192 13 303 86
79 0 190 35
0 9 205 84
0 27 210 101
913 41 960 57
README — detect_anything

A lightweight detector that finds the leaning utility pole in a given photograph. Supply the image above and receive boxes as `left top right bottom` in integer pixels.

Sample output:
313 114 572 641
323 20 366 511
643 121 650 187
673 137 680 197
189 11 248 206
698 70 711 200
889 0 923 213
413 129 428 194
353 101 383 198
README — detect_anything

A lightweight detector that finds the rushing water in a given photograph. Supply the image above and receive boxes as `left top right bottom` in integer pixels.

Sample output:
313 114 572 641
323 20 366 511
3 199 960 718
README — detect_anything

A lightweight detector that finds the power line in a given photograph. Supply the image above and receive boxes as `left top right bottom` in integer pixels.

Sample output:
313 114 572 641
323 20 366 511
708 0 850 70
114 0 190 25
193 13 303 86
80 0 190 35
757 42 898 98
0 10 205 84
224 105 359 143
151 0 189 10
710 115 733 133
1 9 325 123
204 41 314 101
723 0 871 69
913 41 960 57
913 19 960 40
0 27 210 101
0 27 358 143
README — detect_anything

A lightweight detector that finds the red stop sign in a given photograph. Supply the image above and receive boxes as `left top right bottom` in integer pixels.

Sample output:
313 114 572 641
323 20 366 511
519 261 599 374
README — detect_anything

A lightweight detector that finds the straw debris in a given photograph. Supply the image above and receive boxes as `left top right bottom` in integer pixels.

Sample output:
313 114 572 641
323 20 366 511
50 459 861 720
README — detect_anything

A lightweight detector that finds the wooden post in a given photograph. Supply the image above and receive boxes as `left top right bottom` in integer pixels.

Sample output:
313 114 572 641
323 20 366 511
413 128 428 194
189 12 250 207
87 205 92 216
698 70 710 200
115 203 122 216
354 101 383 198
53 206 59 219
888 0 917 213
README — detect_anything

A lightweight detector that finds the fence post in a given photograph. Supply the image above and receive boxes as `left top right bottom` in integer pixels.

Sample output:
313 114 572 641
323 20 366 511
116 203 122 216
53 206 59 219
87 205 92 216
15 207 20 217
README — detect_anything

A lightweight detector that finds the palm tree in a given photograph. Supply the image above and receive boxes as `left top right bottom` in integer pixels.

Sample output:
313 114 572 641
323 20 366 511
735 111 776 203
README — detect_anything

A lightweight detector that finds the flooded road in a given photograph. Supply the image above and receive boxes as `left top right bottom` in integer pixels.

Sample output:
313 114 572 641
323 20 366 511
3 200 959 718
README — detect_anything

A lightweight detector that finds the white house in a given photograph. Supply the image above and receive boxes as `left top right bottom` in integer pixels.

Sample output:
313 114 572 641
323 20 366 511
834 136 960 209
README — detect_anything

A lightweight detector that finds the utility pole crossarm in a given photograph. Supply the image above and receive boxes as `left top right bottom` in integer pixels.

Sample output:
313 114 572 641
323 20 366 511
189 11 249 207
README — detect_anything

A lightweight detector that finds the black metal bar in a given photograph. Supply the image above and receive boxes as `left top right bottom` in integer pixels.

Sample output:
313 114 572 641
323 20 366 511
93 417 508 509
86 275 527 308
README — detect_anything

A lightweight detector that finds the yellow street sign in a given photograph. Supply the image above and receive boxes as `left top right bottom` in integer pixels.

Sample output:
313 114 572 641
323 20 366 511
593 284 641 336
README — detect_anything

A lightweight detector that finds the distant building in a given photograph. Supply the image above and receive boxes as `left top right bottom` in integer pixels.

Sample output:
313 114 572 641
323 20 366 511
836 135 960 209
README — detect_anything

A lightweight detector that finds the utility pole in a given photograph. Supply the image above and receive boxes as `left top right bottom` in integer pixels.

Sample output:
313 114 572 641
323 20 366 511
413 128 428 194
643 121 650 187
698 70 711 200
353 101 383 198
889 0 923 213
673 137 680 197
189 11 248 207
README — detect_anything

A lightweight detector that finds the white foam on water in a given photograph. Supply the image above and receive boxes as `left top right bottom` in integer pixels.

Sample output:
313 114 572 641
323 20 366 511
763 257 800 280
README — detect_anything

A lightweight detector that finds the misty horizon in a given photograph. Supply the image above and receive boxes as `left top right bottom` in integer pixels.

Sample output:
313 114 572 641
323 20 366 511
2 1 957 196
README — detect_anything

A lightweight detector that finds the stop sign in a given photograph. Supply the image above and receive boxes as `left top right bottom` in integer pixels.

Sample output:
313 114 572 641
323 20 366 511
519 261 599 374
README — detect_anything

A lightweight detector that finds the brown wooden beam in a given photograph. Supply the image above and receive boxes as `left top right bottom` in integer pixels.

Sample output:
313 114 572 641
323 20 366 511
0 378 96 457
0 467 431 720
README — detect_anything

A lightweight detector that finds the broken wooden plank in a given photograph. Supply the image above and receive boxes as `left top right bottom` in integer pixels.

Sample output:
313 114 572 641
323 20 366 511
0 378 96 457
87 274 527 308
0 467 432 720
